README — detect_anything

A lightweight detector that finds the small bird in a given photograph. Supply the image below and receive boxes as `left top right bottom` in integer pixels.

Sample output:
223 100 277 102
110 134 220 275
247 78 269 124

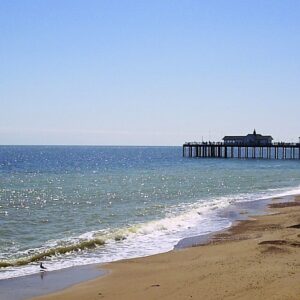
40 262 47 270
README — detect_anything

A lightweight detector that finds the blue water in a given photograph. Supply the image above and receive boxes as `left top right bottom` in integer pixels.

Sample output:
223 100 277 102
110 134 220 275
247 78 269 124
1 146 300 279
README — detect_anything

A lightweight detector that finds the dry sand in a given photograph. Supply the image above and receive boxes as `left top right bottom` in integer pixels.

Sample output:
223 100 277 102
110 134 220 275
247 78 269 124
33 196 300 300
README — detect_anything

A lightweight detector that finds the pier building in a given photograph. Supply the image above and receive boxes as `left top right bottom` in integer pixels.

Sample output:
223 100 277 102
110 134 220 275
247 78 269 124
223 130 273 146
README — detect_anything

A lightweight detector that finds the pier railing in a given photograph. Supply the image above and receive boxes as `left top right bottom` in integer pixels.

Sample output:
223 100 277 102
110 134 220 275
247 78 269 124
183 142 300 159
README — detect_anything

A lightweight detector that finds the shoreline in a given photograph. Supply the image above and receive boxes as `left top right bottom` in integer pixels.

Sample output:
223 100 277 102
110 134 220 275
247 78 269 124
28 194 300 300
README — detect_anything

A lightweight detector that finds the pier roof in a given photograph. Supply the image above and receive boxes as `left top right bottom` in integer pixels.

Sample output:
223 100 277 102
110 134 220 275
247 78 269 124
223 130 272 140
223 134 273 140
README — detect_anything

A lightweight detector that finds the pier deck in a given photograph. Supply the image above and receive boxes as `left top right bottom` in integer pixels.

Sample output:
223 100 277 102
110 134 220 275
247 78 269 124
183 142 300 159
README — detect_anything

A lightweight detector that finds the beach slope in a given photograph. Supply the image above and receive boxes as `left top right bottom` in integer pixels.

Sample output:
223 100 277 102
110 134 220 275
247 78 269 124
33 198 300 300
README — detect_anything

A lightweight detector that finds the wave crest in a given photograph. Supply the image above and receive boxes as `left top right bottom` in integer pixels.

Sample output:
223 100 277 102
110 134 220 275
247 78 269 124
0 238 105 268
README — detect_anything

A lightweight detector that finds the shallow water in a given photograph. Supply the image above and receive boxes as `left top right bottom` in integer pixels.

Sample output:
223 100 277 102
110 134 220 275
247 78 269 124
1 146 300 279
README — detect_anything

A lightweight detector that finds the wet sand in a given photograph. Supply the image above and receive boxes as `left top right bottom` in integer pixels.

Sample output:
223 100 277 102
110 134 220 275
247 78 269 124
32 195 300 300
0 265 105 300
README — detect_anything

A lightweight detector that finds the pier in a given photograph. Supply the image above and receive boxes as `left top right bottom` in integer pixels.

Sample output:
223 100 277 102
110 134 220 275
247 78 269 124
183 130 300 159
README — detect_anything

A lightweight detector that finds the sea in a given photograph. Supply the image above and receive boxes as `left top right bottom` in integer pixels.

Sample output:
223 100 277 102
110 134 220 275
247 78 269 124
1 145 300 280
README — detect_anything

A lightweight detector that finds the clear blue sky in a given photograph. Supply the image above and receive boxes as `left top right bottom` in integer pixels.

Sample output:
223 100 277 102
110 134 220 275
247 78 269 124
1 0 299 145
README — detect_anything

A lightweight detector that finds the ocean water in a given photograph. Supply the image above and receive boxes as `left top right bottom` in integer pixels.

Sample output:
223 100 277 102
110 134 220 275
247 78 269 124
1 146 300 279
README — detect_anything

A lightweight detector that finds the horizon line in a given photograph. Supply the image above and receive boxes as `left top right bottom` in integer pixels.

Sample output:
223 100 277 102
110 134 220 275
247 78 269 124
0 144 182 147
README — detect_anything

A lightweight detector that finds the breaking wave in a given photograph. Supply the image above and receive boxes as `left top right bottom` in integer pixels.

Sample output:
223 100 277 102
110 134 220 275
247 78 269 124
0 239 105 268
1 185 300 279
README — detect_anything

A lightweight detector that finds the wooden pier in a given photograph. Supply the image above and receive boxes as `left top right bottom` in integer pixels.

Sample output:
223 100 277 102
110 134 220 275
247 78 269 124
184 131 300 159
183 142 300 159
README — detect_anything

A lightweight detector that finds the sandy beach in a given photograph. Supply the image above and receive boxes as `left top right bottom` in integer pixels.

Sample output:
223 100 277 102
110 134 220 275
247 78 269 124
31 195 300 300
